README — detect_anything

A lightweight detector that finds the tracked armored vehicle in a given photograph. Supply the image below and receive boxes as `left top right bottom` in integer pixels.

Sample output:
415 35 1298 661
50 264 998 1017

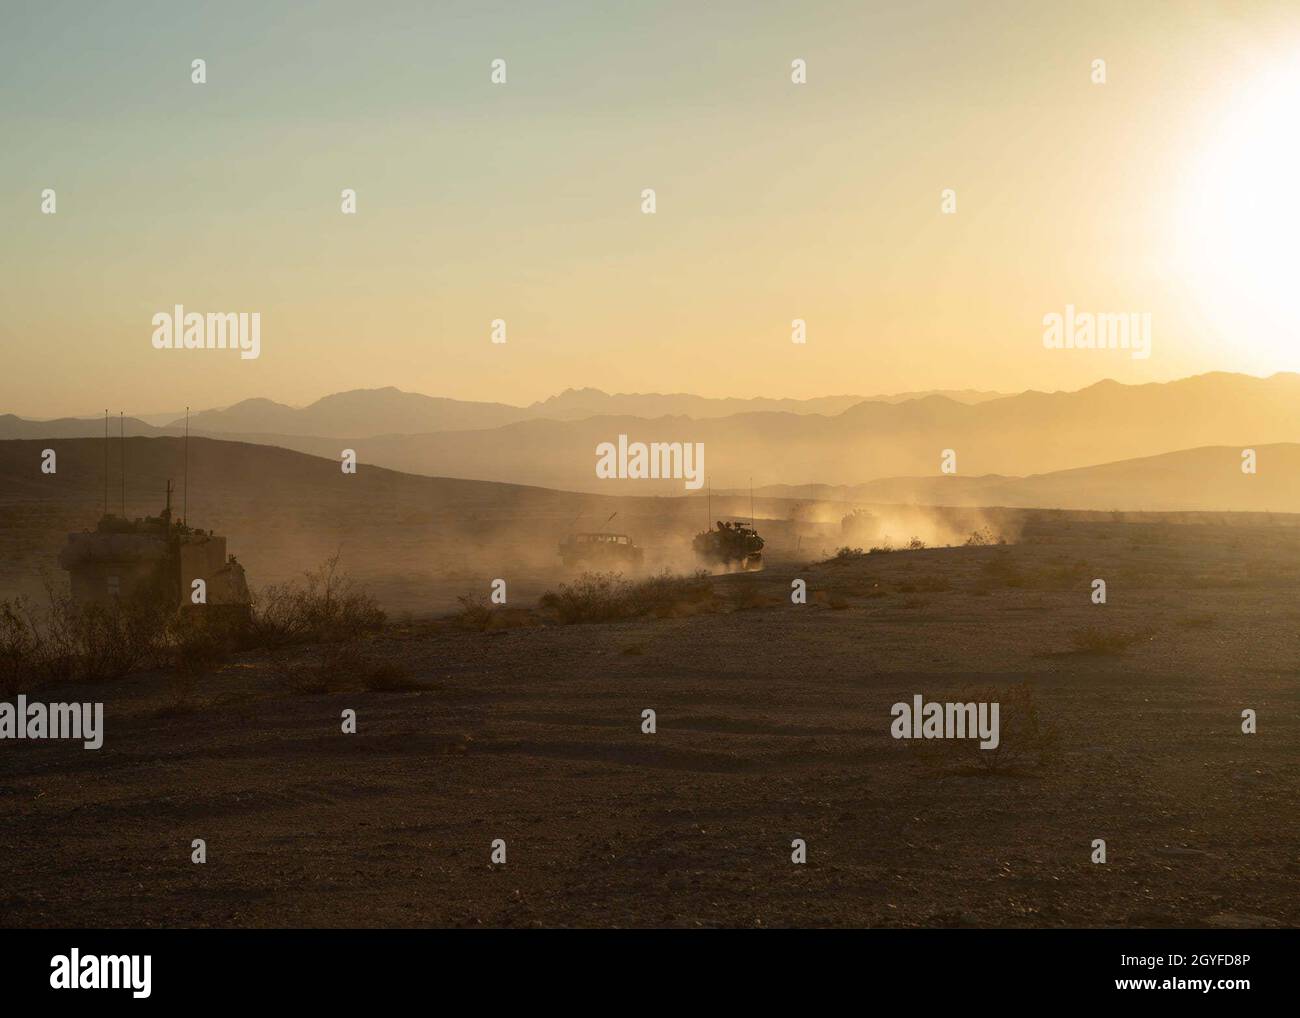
693 520 764 571
558 532 645 570
59 482 250 620
841 507 880 545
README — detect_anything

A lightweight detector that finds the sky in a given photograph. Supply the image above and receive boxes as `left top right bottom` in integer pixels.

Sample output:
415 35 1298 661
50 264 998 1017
2 0 1299 418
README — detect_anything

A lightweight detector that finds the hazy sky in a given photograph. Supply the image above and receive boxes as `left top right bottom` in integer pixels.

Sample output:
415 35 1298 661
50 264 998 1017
3 0 1299 417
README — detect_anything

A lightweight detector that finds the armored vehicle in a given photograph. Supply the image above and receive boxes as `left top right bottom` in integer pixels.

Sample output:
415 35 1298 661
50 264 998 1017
841 507 880 545
558 532 645 569
693 520 764 571
59 482 250 619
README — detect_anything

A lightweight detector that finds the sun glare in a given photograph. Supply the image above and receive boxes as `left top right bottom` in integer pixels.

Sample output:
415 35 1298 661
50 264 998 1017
1180 58 1300 370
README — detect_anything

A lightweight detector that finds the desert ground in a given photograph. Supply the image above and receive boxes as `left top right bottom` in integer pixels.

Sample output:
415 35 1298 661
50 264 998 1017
2 510 1297 928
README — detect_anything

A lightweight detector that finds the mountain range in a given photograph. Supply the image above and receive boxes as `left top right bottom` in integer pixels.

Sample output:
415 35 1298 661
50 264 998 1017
4 373 1297 499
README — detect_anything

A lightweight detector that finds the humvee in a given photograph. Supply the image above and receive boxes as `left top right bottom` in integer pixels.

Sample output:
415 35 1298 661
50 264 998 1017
558 532 645 569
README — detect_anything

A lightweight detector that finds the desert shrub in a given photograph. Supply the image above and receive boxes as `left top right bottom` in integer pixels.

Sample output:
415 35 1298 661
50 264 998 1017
3 558 383 691
157 615 222 717
270 637 373 695
0 599 44 697
167 610 228 680
250 554 385 646
452 593 494 631
1069 626 1148 655
73 598 166 681
277 638 419 694
908 682 1060 775
827 546 867 563
907 537 927 550
539 571 713 625
964 528 1003 546
450 595 537 632
0 589 168 691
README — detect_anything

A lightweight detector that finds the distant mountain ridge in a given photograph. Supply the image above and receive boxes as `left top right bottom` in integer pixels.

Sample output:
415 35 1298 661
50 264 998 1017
4 373 1298 495
4 434 1298 519
153 372 1295 493
159 385 1007 437
523 387 1006 422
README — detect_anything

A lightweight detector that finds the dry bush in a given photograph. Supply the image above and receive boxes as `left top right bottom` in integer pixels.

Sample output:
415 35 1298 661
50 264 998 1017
250 554 385 646
168 610 234 677
0 588 167 693
826 546 868 564
539 571 714 625
157 610 229 714
451 594 536 632
0 599 45 697
271 635 419 695
270 639 357 695
74 598 165 681
3 558 382 694
452 593 494 631
908 682 1060 775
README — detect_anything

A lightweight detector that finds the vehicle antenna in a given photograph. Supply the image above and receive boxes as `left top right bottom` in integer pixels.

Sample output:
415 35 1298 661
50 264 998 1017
103 409 109 517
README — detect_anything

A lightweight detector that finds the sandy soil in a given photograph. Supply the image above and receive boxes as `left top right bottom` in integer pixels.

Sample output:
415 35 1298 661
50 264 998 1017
1 516 1298 928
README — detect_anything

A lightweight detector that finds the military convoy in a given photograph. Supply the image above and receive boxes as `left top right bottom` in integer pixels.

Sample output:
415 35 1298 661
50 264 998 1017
558 516 767 574
693 520 764 571
59 481 250 620
841 507 879 545
557 531 645 570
